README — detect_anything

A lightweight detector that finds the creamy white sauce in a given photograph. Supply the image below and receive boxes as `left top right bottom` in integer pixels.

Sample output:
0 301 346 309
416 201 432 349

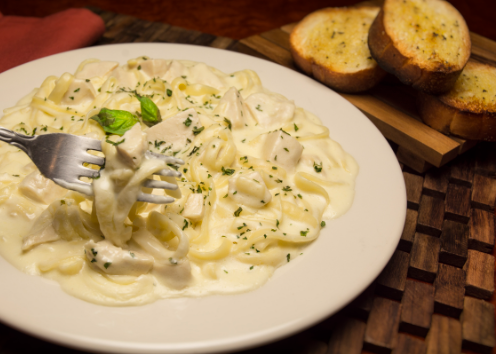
0 57 358 306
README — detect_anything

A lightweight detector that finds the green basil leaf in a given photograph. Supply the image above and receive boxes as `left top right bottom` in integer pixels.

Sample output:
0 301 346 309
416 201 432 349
90 108 139 136
136 94 162 127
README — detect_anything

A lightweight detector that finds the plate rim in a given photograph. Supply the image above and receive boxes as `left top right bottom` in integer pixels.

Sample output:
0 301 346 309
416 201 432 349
0 42 406 353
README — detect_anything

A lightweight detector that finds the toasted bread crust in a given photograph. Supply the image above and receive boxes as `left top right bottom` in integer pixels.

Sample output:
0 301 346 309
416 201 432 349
418 91 496 142
290 6 387 93
368 1 471 95
290 45 386 93
418 61 496 141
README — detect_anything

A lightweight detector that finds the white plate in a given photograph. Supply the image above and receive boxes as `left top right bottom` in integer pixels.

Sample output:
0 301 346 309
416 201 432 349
0 43 406 353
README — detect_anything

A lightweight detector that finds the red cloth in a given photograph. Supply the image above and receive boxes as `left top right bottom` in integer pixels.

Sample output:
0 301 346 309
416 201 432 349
0 8 105 73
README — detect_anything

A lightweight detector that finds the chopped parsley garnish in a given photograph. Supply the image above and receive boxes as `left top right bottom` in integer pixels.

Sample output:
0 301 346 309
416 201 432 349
234 207 243 217
183 117 192 127
154 140 165 149
192 126 204 135
182 219 189 230
105 138 126 146
188 146 200 156
104 262 112 269
167 89 173 97
294 123 299 131
321 221 326 228
221 166 235 175
224 117 232 130
300 230 309 236
314 162 322 173
282 186 292 191
286 254 291 262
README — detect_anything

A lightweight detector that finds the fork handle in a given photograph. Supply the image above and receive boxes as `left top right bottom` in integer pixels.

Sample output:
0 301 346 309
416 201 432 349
0 127 35 155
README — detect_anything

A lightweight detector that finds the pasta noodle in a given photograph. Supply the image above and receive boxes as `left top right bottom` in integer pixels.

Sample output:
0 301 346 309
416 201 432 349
0 57 358 305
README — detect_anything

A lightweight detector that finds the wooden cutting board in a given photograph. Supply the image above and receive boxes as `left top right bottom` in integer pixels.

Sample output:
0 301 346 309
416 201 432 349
237 15 496 173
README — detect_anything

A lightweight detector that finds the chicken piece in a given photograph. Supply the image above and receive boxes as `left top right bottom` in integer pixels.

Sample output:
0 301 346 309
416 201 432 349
262 130 303 172
245 92 295 129
229 171 272 208
22 217 59 251
213 87 250 129
19 170 67 204
153 259 192 289
75 61 119 80
116 123 147 168
140 59 170 79
60 79 97 107
163 60 189 83
189 63 225 90
111 66 138 89
84 240 154 276
182 193 205 222
146 108 202 152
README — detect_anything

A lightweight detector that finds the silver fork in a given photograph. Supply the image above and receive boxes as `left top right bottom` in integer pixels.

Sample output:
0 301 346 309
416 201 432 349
0 128 183 204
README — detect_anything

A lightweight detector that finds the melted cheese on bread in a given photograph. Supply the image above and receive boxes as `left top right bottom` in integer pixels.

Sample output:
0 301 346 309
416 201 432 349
384 0 469 69
303 7 380 73
441 61 496 113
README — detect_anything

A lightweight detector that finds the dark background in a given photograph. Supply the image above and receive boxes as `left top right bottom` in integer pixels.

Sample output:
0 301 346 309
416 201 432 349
1 0 495 41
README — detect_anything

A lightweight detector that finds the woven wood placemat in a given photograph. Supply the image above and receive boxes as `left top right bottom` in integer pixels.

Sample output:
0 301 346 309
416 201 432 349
0 8 494 354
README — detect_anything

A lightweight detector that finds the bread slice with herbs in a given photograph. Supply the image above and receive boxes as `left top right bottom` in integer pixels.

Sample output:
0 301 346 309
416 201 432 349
290 6 387 93
418 61 496 141
368 0 471 95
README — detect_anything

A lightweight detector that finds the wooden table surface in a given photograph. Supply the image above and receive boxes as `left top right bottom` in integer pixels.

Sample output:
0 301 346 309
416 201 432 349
1 0 496 42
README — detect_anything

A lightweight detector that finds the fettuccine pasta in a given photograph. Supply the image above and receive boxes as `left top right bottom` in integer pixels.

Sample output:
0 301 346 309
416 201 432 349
0 57 358 305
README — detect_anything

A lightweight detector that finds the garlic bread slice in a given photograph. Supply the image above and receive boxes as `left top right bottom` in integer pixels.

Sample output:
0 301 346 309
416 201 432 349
290 6 386 93
368 0 471 94
418 61 496 141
